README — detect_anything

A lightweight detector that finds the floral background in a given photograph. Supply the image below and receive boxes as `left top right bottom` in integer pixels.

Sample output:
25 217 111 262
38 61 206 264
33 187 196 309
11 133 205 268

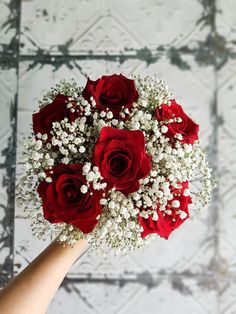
0 0 236 313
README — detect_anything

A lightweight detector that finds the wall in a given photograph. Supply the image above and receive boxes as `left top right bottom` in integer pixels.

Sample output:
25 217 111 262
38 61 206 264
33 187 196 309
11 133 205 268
0 0 236 313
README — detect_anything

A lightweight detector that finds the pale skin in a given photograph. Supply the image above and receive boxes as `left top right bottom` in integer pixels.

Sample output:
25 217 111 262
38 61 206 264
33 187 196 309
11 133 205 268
0 237 88 314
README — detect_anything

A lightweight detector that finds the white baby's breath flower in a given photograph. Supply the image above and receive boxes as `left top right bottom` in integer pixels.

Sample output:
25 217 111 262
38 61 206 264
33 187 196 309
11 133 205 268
161 125 168 133
172 200 180 208
100 198 107 205
107 111 113 119
79 146 85 153
80 185 88 194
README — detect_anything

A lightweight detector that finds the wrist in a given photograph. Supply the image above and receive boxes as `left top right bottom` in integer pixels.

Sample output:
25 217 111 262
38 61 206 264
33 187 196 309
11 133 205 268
51 237 88 264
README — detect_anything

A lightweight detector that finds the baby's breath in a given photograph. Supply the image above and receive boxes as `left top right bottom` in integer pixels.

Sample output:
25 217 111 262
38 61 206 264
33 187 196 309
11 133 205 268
16 77 213 254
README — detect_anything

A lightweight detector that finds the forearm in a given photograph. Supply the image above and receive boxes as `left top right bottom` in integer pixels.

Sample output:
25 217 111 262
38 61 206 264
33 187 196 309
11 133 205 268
0 238 88 314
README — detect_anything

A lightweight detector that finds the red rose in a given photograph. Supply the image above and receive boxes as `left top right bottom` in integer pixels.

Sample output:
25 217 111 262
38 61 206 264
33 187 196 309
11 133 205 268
93 126 151 195
82 74 138 118
37 164 104 234
32 94 79 137
139 182 191 239
155 99 199 144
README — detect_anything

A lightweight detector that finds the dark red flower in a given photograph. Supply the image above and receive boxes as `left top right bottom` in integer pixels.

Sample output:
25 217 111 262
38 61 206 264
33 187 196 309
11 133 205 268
82 74 138 118
139 182 191 239
155 99 199 144
93 126 151 195
37 164 104 234
32 94 79 137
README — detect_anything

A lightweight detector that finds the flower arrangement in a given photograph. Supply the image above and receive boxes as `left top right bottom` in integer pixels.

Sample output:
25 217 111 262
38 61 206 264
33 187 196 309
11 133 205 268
16 74 213 254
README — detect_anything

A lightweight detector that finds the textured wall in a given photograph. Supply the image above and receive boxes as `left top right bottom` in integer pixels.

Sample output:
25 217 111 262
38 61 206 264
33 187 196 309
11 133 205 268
0 0 236 313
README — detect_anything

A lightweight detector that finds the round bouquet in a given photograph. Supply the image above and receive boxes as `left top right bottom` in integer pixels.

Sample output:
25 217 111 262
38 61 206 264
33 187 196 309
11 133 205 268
17 74 213 254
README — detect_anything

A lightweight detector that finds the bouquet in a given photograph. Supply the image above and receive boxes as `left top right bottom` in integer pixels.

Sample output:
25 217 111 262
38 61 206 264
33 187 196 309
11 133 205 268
16 74 213 254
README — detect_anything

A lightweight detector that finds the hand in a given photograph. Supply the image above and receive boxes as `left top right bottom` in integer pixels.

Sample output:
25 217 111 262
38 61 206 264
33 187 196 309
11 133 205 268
0 237 88 314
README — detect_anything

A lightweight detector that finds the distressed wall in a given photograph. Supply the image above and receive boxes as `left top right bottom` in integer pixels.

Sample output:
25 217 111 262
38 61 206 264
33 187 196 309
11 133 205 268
0 0 236 313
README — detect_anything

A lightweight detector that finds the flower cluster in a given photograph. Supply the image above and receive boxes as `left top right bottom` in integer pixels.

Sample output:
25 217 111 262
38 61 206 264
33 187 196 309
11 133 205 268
16 74 213 254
